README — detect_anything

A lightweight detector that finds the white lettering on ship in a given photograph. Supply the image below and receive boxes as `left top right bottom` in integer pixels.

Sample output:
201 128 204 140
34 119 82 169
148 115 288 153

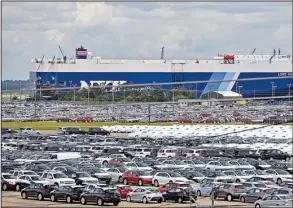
278 73 293 77
80 80 127 91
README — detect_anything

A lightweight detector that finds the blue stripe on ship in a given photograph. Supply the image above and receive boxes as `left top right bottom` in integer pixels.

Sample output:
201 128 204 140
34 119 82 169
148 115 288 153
218 72 236 91
201 72 227 95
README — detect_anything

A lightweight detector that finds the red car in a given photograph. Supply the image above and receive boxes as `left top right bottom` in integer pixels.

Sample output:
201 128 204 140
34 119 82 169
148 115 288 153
116 185 133 199
158 182 190 193
71 116 93 122
122 170 153 186
108 158 132 164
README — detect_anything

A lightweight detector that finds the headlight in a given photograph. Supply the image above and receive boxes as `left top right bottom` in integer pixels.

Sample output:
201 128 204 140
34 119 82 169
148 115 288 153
10 181 16 185
60 181 65 184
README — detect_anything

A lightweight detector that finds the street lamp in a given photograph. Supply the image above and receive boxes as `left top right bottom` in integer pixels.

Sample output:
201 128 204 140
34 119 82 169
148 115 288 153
271 82 274 98
288 84 292 104
238 86 243 95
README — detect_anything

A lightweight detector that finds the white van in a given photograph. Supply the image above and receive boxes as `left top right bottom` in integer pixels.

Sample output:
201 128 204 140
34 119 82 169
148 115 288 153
38 152 81 162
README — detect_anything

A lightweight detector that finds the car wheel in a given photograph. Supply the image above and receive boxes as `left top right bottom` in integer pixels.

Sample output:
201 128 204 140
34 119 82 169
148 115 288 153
103 161 108 166
143 197 148 204
277 178 282 184
66 195 72 203
80 197 87 205
37 193 44 201
50 194 56 202
177 197 183 203
15 184 21 192
21 192 27 199
270 157 273 160
227 194 233 202
286 157 290 162
2 183 8 191
235 179 240 183
118 176 123 183
255 204 261 208
138 179 143 186
123 178 128 185
158 198 162 203
240 196 245 203
126 196 131 202
197 190 201 196
113 202 119 206
154 180 159 187
97 198 104 206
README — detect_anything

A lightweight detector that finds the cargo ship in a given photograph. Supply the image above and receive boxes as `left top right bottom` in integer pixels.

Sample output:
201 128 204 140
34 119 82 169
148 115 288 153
29 46 292 98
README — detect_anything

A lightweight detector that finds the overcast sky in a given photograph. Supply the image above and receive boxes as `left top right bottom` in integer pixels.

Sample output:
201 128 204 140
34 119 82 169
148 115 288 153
2 2 292 80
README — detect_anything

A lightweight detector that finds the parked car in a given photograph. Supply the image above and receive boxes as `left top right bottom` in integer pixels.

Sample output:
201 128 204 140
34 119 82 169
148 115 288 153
215 183 246 201
254 195 293 208
50 185 84 203
126 187 163 203
122 170 153 186
80 187 121 206
21 183 57 201
162 187 197 203
88 127 110 135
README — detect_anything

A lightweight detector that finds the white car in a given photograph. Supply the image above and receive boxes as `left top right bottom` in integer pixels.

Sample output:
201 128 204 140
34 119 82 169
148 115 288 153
2 173 17 191
205 161 234 171
223 170 251 183
41 171 75 187
72 172 99 185
105 168 127 183
161 160 190 169
16 175 51 186
124 162 153 171
126 187 163 203
19 127 40 134
152 172 189 187
264 169 293 184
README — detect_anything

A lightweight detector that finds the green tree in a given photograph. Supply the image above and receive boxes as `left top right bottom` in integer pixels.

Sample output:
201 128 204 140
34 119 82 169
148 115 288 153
149 88 166 102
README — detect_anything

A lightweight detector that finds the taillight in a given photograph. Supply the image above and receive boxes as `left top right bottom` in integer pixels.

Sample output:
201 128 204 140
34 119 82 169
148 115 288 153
182 191 187 196
3 180 9 184
263 190 267 195
45 188 49 193
162 153 166 155
105 193 110 197
232 188 239 192
145 192 152 194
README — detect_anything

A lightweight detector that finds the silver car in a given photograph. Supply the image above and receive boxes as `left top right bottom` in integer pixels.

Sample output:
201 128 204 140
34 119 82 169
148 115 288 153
126 187 163 204
254 195 292 208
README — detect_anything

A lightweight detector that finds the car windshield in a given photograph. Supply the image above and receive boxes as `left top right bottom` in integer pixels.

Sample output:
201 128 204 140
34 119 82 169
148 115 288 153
53 173 68 178
238 161 250 165
30 176 43 181
258 161 269 165
136 163 148 167
263 181 275 185
215 172 227 176
193 160 205 164
120 186 132 190
145 188 158 193
275 169 290 175
2 175 16 179
169 172 183 177
255 170 266 175
117 168 126 172
24 171 37 175
234 170 249 176
64 166 77 172
255 183 266 188
173 160 184 165
77 172 91 177
96 169 107 173
138 171 152 176
104 188 117 193
219 161 230 166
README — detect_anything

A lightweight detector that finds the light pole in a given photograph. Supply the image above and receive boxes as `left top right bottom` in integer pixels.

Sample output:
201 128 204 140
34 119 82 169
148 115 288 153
73 84 77 104
288 84 291 104
238 86 243 95
271 82 274 98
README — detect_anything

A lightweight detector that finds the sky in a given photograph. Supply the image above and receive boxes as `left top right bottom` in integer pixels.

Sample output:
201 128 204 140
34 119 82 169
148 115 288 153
2 2 292 80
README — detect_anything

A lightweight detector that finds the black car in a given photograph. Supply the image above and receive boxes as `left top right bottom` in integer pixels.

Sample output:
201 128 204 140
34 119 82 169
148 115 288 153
271 162 293 174
1 127 17 134
21 183 57 201
65 127 87 135
162 187 197 203
50 185 84 203
258 149 291 161
88 127 110 136
80 187 121 206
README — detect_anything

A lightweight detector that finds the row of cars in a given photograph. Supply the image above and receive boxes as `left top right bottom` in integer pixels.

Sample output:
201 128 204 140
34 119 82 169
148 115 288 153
2 100 292 124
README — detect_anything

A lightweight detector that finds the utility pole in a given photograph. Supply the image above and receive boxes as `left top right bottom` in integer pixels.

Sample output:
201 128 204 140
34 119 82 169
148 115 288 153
73 84 77 104
148 104 151 125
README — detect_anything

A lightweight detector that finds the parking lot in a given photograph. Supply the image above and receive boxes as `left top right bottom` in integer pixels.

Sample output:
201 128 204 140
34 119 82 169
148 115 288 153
2 100 292 124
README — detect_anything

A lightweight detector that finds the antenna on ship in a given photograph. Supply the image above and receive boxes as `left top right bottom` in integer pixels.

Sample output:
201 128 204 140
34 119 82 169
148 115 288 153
278 48 281 55
161 46 165 60
58 46 67 63
251 48 256 55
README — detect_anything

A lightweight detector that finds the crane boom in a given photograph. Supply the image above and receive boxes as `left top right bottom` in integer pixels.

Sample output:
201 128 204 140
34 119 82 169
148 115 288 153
58 46 65 59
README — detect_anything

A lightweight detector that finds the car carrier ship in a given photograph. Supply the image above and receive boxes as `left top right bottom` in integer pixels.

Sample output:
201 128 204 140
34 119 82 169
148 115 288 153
29 46 292 98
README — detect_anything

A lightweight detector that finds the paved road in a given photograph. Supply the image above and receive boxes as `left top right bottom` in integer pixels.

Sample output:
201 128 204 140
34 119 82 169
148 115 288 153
2 191 253 207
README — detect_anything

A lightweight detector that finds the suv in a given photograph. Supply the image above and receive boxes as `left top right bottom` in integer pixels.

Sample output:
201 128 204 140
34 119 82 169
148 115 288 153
80 187 121 206
258 149 291 161
88 127 110 136
41 171 75 187
21 183 57 201
214 183 246 201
